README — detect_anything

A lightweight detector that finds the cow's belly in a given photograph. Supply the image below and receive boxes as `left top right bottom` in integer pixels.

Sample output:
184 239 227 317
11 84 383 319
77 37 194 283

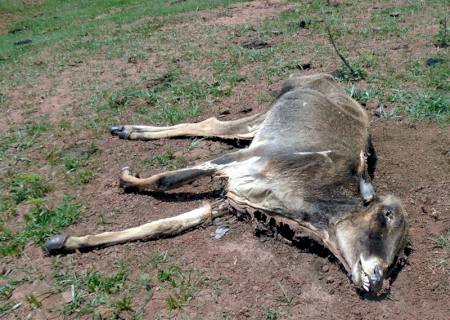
222 156 313 215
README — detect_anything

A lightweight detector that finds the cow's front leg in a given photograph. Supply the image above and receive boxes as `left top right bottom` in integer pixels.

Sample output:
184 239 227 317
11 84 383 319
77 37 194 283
119 149 249 191
43 202 228 254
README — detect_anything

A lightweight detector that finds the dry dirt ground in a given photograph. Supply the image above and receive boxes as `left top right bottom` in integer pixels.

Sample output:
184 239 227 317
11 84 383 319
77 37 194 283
0 1 449 319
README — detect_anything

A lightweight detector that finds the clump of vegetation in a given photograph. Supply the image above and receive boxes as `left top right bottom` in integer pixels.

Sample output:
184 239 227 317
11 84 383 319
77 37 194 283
430 229 450 270
0 93 7 105
333 63 367 82
390 91 450 122
162 267 206 310
53 261 134 317
265 308 279 320
0 196 81 256
0 122 48 161
9 174 51 204
435 16 449 48
142 150 186 170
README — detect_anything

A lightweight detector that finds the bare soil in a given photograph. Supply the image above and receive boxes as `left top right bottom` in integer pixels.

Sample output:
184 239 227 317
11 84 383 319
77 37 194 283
211 0 296 26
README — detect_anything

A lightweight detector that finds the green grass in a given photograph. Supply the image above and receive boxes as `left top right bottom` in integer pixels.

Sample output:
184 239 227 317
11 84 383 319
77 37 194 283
430 229 450 270
265 308 279 320
50 254 207 316
9 173 51 204
0 196 81 256
142 150 186 170
388 90 450 122
431 229 450 252
161 266 206 310
52 260 134 317
0 122 48 161
0 0 245 85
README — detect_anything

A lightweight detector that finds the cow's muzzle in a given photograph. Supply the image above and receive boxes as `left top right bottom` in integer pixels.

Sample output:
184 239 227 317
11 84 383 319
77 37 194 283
360 262 384 293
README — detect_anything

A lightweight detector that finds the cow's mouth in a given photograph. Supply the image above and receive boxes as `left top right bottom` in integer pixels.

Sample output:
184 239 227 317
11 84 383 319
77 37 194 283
358 259 383 293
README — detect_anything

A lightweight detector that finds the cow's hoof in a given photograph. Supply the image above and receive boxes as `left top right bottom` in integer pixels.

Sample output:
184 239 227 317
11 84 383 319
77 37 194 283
42 234 68 255
110 125 124 136
118 129 131 139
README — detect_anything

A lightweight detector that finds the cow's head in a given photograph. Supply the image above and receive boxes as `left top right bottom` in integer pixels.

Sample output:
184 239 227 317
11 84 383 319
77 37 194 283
334 195 408 293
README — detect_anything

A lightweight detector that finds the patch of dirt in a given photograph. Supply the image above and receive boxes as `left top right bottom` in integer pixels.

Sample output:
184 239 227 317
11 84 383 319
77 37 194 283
210 0 295 26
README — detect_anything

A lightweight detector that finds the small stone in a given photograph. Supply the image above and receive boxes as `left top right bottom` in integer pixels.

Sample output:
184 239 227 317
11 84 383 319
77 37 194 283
426 57 444 67
14 39 32 46
26 309 47 320
389 12 400 17
61 286 74 304
326 276 334 284
213 225 230 240
322 265 330 273
365 99 380 110
241 39 270 49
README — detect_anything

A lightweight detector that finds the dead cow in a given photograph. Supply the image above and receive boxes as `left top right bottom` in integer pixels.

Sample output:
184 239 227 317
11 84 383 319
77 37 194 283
44 74 408 294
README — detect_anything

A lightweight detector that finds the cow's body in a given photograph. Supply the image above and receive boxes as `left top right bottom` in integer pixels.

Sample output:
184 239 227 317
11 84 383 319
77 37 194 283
44 74 408 294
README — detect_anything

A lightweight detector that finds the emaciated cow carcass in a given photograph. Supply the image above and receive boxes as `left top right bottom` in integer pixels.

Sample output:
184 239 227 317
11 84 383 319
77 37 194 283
43 74 408 294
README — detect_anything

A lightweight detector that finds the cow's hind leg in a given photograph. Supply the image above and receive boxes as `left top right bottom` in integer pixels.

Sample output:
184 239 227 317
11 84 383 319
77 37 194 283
43 202 228 254
111 113 265 140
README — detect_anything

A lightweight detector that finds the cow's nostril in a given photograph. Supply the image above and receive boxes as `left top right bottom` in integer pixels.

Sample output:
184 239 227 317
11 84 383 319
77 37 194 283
368 266 383 293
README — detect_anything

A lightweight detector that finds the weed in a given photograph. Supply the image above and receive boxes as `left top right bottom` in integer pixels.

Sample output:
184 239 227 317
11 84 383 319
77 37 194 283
390 91 450 122
158 267 176 283
431 229 450 251
0 196 16 216
145 251 170 268
265 308 278 320
72 169 95 185
140 273 152 294
276 282 294 305
0 282 14 300
211 280 221 302
165 294 183 310
0 122 48 161
347 87 380 103
0 196 81 256
435 16 449 48
430 229 450 269
143 151 186 170
53 261 133 317
9 174 51 204
0 93 7 105
333 63 366 82
113 295 134 313
158 266 206 310
26 293 42 308
85 267 127 294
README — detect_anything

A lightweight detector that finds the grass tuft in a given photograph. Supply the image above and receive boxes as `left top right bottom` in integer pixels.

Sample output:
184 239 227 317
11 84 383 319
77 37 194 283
9 174 51 204
0 196 81 256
